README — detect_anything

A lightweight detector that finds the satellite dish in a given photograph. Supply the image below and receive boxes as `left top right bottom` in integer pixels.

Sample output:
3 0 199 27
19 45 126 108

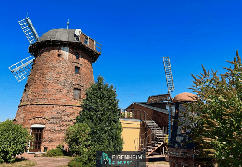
8 16 39 82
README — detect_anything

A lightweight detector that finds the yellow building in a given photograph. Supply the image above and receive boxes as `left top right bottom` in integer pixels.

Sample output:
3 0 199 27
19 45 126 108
120 94 175 157
119 118 141 151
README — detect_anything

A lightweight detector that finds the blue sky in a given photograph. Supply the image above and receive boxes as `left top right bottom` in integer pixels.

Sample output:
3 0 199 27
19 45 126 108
1 0 242 122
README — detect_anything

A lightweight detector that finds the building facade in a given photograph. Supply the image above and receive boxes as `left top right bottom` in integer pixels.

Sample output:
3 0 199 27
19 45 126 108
13 29 101 152
125 94 175 157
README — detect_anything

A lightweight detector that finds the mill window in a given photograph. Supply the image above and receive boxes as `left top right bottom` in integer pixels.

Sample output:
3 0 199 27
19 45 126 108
84 36 88 44
74 89 81 99
75 66 80 74
74 34 79 41
76 52 79 59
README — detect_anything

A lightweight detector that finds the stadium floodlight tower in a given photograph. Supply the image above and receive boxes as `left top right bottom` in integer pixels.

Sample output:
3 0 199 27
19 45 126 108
163 57 175 142
8 16 39 82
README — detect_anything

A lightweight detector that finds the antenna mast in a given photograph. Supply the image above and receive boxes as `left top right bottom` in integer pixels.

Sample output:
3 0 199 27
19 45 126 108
67 19 69 29
163 57 175 142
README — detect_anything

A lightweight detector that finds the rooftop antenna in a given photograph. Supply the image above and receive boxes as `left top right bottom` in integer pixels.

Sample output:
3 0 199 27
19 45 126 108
8 15 39 82
18 15 39 44
163 57 175 142
67 19 69 29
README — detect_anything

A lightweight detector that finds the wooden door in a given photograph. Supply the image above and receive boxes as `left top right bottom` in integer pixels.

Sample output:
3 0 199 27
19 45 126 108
29 128 43 152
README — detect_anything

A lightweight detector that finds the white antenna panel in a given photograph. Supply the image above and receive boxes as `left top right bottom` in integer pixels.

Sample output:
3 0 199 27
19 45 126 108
9 56 35 82
163 57 175 93
18 17 39 44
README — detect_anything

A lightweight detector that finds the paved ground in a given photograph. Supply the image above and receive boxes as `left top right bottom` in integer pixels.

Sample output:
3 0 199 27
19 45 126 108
146 164 169 167
16 153 170 167
26 157 72 167
26 157 169 167
146 156 170 167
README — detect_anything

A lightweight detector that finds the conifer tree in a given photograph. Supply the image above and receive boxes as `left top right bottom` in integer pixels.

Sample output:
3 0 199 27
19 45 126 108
181 51 242 167
76 76 123 164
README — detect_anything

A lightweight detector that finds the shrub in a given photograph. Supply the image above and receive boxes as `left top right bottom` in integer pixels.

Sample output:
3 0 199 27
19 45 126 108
43 144 65 157
68 155 93 167
44 148 64 157
127 112 130 118
65 122 96 166
121 112 125 118
0 119 32 164
164 134 169 155
42 144 73 157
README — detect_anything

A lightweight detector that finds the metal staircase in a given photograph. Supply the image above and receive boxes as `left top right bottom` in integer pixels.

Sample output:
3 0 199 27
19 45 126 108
121 109 168 157
140 120 166 156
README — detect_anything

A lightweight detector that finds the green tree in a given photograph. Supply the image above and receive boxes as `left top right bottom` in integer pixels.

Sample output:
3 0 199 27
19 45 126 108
75 76 123 165
181 51 242 167
0 119 33 163
65 122 95 166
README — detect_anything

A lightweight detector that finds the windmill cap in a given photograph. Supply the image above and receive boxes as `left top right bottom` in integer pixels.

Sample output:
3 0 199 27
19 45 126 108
38 29 77 42
29 28 101 63
173 92 198 102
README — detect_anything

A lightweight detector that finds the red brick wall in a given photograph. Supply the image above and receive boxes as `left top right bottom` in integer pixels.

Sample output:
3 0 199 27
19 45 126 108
146 103 167 109
127 103 170 128
89 38 95 50
147 94 170 103
14 45 95 152
79 33 95 51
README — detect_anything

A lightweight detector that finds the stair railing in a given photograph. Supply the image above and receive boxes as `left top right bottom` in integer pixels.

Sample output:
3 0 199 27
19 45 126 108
140 131 156 152
124 109 164 154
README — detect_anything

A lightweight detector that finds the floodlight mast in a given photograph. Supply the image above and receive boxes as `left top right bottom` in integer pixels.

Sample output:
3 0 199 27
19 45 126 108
163 57 175 142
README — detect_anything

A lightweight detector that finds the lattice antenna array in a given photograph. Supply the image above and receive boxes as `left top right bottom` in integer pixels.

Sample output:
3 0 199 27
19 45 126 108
9 56 35 82
163 57 175 142
18 17 39 44
163 57 175 94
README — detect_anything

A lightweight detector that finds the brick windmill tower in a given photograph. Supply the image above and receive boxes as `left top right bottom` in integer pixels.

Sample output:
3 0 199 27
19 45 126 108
10 17 101 153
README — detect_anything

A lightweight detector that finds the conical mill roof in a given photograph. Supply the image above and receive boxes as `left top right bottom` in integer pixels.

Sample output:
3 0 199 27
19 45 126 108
38 29 77 42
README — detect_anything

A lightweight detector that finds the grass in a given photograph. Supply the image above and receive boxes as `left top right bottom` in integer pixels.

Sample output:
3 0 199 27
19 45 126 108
43 155 75 160
0 156 75 167
0 158 37 167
